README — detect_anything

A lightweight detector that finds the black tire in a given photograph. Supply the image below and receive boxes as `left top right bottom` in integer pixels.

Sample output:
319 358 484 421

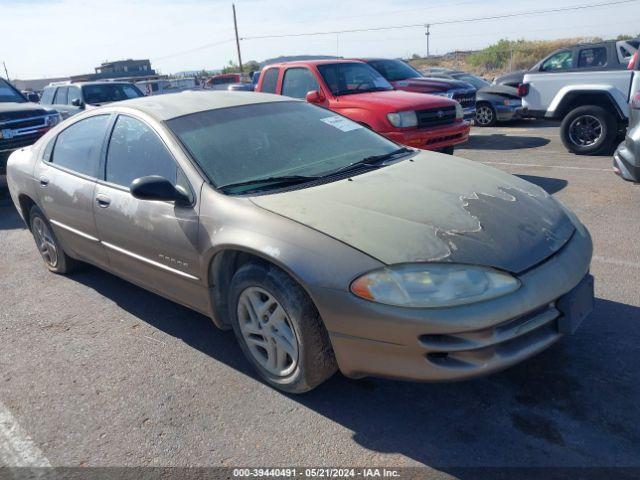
439 145 455 155
29 206 79 274
560 105 617 155
228 262 337 393
475 102 497 127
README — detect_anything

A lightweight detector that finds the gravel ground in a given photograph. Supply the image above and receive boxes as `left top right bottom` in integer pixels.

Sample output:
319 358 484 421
1 120 639 478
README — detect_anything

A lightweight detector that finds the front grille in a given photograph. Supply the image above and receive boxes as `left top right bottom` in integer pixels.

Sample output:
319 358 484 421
0 132 44 152
1 117 46 130
452 92 476 109
416 106 457 128
0 109 48 123
419 303 561 368
424 133 464 145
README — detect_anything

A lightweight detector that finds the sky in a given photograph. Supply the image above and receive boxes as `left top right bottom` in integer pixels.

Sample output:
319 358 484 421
1 0 636 79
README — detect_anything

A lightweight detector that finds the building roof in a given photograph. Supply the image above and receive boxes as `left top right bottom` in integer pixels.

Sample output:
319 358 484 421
114 90 295 121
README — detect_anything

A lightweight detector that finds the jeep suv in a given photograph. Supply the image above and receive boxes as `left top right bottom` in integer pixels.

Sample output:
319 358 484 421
1 77 61 188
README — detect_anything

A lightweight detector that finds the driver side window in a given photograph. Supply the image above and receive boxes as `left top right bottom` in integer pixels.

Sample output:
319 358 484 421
105 115 187 190
282 68 319 99
541 51 573 71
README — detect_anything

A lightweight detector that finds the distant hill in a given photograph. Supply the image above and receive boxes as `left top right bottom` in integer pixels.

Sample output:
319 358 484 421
261 55 340 66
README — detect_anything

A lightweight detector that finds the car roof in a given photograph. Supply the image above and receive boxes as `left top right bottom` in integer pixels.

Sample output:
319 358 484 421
265 59 365 69
112 90 296 121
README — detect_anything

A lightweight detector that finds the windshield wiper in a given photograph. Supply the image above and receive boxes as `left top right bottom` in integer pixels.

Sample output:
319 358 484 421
320 147 414 177
218 174 319 193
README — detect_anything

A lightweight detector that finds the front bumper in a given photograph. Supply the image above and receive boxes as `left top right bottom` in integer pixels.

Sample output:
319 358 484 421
312 227 593 382
613 133 640 182
381 121 470 151
463 107 476 120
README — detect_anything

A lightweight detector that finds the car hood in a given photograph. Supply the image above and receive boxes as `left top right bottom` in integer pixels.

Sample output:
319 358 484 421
250 152 575 273
0 102 53 122
336 90 456 111
392 77 474 94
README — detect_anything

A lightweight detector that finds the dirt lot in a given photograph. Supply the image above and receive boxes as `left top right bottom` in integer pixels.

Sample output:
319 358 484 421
1 120 639 478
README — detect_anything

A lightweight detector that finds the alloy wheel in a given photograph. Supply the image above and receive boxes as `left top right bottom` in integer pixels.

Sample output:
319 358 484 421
568 114 603 147
237 286 299 377
32 217 58 268
475 105 494 126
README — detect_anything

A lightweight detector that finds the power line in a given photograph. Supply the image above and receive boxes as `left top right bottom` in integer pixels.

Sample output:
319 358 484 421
151 38 235 61
240 0 638 40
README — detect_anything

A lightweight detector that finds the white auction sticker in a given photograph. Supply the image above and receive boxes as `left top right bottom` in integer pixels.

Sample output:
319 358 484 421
320 116 363 132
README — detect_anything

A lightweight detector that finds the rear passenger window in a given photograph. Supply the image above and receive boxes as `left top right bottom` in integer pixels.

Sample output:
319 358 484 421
53 87 68 105
261 68 279 94
52 115 110 177
578 47 607 68
40 88 55 105
282 68 319 99
106 115 181 188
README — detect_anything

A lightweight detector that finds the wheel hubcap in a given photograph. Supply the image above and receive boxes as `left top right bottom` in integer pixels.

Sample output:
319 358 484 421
237 287 299 377
568 115 603 147
32 217 58 267
476 106 493 125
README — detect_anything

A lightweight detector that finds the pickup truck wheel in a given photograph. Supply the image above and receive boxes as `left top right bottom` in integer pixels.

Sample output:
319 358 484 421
475 103 496 127
29 206 79 274
561 105 617 155
228 262 337 393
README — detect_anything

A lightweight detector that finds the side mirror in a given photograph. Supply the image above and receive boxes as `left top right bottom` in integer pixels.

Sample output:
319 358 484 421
305 89 326 104
27 92 40 103
130 175 190 204
71 98 84 108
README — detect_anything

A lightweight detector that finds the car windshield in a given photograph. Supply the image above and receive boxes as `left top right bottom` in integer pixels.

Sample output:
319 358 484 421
81 84 143 104
316 62 394 96
166 101 402 192
0 79 26 103
454 74 489 89
366 59 422 82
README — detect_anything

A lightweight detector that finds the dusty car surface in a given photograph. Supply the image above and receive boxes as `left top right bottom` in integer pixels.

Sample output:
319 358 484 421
7 91 594 393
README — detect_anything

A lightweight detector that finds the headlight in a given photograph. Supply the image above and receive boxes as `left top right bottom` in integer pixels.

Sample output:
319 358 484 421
432 92 455 99
387 111 417 128
455 102 463 119
45 113 62 127
350 263 520 308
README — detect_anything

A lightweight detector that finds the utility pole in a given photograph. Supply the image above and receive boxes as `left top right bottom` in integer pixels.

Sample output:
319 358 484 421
232 4 243 73
2 61 9 80
425 24 430 58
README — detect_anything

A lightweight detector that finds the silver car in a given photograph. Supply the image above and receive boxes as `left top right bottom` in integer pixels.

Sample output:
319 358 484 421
7 91 594 393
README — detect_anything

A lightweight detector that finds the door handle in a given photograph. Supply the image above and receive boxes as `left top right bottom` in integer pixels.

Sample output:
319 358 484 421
95 194 111 208
39 176 49 187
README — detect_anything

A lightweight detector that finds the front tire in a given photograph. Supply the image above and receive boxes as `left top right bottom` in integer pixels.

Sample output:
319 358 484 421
475 103 497 127
29 206 79 274
440 145 455 155
228 262 337 393
560 105 617 155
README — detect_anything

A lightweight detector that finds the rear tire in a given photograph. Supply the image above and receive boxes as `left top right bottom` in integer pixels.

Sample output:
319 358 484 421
560 105 617 155
29 206 79 274
228 262 337 393
475 103 497 127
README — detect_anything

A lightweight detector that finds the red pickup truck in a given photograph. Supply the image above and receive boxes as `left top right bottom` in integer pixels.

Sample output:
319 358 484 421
255 60 470 153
